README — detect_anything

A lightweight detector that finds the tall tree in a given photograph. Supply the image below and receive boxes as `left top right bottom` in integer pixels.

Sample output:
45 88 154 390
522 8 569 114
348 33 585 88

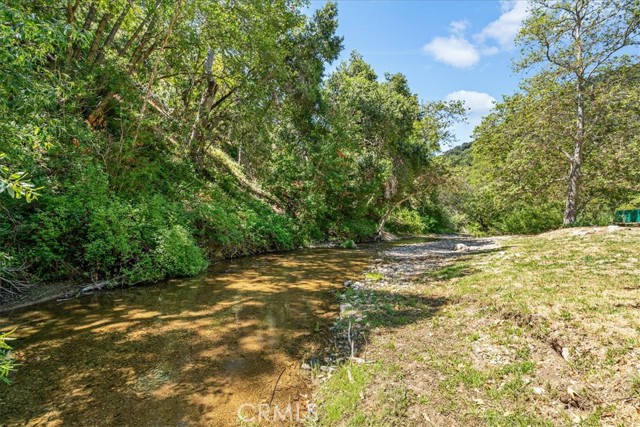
517 0 640 224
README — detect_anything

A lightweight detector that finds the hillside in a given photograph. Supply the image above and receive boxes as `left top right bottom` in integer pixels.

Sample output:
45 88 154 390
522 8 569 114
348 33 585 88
442 141 473 167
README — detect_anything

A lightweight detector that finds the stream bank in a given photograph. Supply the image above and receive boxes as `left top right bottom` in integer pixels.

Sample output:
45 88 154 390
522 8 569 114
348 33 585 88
312 227 640 427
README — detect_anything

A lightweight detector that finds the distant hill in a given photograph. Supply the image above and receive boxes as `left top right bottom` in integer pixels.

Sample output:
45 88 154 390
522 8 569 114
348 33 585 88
442 141 473 167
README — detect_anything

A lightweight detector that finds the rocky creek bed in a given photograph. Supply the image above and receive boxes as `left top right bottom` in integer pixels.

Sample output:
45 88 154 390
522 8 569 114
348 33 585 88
302 236 499 387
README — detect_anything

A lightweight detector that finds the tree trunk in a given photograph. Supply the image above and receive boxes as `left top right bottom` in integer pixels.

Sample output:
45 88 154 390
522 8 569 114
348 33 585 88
64 0 81 64
564 73 585 226
564 8 586 226
128 21 157 73
119 19 145 55
95 4 130 63
377 193 413 235
86 92 116 128
118 0 161 56
188 48 219 163
71 2 96 60
130 0 183 146
563 153 582 225
81 2 96 30
87 12 111 62
132 37 162 71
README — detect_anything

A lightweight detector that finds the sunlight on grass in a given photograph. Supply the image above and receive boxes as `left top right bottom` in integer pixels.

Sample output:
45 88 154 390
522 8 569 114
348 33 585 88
315 229 640 426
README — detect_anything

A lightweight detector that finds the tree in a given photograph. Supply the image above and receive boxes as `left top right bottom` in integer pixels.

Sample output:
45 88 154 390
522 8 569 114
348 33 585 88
459 62 640 234
517 0 640 224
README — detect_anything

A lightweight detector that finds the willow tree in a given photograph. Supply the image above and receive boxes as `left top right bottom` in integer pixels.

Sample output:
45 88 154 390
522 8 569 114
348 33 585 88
517 0 640 225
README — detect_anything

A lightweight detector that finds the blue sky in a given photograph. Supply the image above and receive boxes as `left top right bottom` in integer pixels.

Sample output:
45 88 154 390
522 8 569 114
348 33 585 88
307 0 529 147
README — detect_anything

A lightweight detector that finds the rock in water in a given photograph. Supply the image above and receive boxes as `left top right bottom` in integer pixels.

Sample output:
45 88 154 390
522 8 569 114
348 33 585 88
454 243 469 252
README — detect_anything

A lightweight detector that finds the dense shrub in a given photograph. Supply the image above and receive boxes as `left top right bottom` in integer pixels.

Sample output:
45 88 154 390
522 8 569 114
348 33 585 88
337 219 378 240
0 1 459 293
496 203 563 235
386 208 426 235
154 226 208 278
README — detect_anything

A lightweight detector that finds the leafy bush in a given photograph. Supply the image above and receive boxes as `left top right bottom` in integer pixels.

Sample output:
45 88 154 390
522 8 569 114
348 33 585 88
340 239 357 249
617 194 640 210
496 203 563 235
386 208 425 235
337 219 378 240
154 225 208 278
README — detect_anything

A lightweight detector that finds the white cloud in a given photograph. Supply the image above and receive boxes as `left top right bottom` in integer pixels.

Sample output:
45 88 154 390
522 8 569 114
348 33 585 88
422 35 480 69
449 19 470 34
476 1 528 50
445 90 496 115
422 1 529 69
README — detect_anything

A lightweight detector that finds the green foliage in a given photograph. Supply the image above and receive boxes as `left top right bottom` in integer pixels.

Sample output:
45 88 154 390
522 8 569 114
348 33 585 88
618 195 640 210
496 203 563 235
340 239 357 249
336 219 379 241
0 330 15 384
440 61 640 235
385 207 426 235
516 0 640 224
0 154 41 202
314 363 379 425
443 142 473 167
154 226 207 278
0 0 463 295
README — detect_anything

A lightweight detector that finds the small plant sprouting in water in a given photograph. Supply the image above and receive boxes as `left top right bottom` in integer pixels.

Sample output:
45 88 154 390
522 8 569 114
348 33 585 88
365 272 383 281
340 240 357 249
0 329 16 385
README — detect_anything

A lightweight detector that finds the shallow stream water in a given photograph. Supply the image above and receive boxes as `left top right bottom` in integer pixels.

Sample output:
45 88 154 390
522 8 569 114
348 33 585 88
0 245 382 426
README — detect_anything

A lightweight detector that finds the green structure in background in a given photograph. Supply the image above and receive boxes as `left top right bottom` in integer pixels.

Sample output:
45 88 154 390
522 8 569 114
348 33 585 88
615 209 640 224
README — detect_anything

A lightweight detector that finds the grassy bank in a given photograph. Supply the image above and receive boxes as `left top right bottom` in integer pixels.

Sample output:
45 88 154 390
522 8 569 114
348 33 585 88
313 227 640 426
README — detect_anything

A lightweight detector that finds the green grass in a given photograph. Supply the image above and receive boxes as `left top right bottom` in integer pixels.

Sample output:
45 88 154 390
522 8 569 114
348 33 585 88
314 228 640 426
312 362 416 427
313 363 378 425
631 375 640 397
428 263 469 280
483 410 553 427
